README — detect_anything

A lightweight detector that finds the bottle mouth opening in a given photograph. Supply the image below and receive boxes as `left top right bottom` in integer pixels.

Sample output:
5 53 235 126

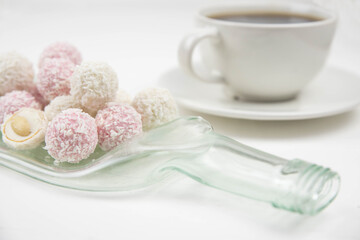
273 160 340 215
296 167 340 215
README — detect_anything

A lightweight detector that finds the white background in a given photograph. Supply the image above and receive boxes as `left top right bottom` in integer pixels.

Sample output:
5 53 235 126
0 0 359 239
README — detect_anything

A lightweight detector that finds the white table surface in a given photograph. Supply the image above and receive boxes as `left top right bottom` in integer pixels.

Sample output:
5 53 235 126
0 0 359 239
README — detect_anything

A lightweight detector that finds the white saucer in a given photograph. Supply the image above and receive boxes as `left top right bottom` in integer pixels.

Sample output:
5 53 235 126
158 65 360 120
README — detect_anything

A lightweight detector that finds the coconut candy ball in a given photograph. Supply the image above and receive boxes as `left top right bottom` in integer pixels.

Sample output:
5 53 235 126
70 61 118 113
44 95 81 121
37 58 75 101
28 84 49 109
38 42 82 67
132 88 178 131
0 52 34 96
0 90 41 124
45 108 98 163
115 89 132 105
1 108 48 150
95 104 142 151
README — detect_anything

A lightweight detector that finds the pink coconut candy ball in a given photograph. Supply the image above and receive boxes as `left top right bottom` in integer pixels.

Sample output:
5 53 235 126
38 42 82 67
28 83 50 109
95 104 142 151
45 108 98 163
37 58 75 101
0 90 41 124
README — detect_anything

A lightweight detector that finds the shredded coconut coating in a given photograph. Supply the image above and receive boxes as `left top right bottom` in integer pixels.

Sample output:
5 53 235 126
2 108 48 150
38 42 82 67
45 108 98 163
0 52 34 96
0 90 41 124
37 58 75 101
44 95 81 121
28 84 49 109
70 61 118 113
115 89 132 105
95 104 142 151
132 88 178 131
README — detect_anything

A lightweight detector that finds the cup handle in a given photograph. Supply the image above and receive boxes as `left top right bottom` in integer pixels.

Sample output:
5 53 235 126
178 27 224 83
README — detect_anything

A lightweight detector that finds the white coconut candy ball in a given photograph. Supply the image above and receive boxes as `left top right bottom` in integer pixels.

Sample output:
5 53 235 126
132 87 178 131
44 95 81 121
70 61 118 113
0 52 34 96
115 89 132 105
104 89 132 109
1 108 48 150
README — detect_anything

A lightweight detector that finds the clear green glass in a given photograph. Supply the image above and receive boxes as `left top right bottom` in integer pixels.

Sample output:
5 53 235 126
0 116 340 215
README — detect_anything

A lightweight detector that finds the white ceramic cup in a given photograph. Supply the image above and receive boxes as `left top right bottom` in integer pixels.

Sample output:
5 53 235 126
178 2 337 101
